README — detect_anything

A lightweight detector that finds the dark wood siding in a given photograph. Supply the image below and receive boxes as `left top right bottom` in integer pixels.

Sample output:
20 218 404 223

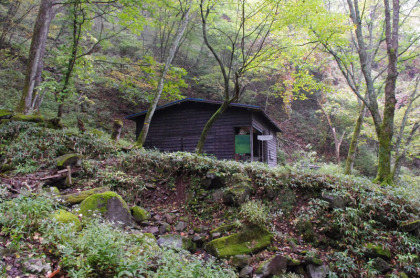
135 102 251 160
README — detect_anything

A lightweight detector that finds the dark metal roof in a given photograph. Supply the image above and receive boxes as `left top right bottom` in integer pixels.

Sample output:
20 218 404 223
125 98 282 132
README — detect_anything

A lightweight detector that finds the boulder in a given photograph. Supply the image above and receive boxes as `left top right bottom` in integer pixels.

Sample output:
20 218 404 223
22 258 51 274
58 187 110 204
229 254 251 268
372 257 391 273
321 193 347 209
223 174 254 206
145 226 159 235
365 243 392 260
51 209 81 231
307 264 329 278
202 170 224 189
159 222 171 235
79 191 132 227
212 189 224 202
223 184 253 206
401 220 420 234
157 235 196 252
256 254 288 277
175 221 188 232
206 227 272 259
56 153 82 169
131 206 150 222
239 265 253 277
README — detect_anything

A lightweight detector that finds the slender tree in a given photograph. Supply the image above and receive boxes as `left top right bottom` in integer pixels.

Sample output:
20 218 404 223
135 0 193 148
311 0 419 184
196 0 279 154
16 0 58 114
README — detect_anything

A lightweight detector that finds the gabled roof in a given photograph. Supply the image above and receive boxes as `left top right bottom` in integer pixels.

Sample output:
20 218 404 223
125 98 282 132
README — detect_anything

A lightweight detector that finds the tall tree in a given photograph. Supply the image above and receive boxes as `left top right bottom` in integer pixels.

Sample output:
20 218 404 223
196 0 279 154
309 0 419 184
16 0 58 114
135 0 193 148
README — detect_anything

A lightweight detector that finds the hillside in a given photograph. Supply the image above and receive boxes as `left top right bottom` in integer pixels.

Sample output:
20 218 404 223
1 121 420 277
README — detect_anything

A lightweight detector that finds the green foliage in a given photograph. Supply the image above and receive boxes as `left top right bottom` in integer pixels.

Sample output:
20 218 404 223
239 200 271 229
0 192 57 242
327 250 358 278
0 194 235 277
0 121 117 169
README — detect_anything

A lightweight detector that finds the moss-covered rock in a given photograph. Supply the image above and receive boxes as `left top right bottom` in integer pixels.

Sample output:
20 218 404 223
51 209 81 231
58 187 109 204
131 206 150 222
79 191 132 227
206 227 273 259
157 235 196 252
401 220 420 233
365 243 392 260
223 183 253 206
222 173 254 206
229 254 251 268
56 153 82 169
0 109 13 119
11 113 44 123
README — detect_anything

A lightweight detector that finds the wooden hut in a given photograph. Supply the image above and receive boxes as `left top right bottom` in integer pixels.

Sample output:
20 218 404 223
126 98 282 166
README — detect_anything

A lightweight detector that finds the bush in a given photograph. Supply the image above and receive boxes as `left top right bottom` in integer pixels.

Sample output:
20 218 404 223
0 194 236 278
239 200 271 229
0 121 117 170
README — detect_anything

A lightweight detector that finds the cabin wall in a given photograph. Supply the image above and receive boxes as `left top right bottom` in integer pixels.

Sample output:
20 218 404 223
135 102 251 160
252 113 278 167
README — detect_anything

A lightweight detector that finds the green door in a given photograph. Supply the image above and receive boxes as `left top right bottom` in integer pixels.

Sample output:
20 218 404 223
235 135 250 154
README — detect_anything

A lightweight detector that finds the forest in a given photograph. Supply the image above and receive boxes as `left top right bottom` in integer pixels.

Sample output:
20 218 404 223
0 0 419 277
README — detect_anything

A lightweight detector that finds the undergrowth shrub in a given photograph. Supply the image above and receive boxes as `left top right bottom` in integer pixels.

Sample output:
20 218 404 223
0 121 117 170
239 200 271 229
0 194 236 278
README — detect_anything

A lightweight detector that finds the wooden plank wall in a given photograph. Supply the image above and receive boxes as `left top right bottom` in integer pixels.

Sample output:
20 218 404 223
135 102 251 160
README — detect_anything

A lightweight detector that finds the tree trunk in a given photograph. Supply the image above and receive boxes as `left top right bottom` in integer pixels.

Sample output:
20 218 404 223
16 0 56 114
196 100 232 154
392 79 419 182
392 122 419 182
135 0 192 148
111 119 123 142
374 0 399 185
344 104 366 174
